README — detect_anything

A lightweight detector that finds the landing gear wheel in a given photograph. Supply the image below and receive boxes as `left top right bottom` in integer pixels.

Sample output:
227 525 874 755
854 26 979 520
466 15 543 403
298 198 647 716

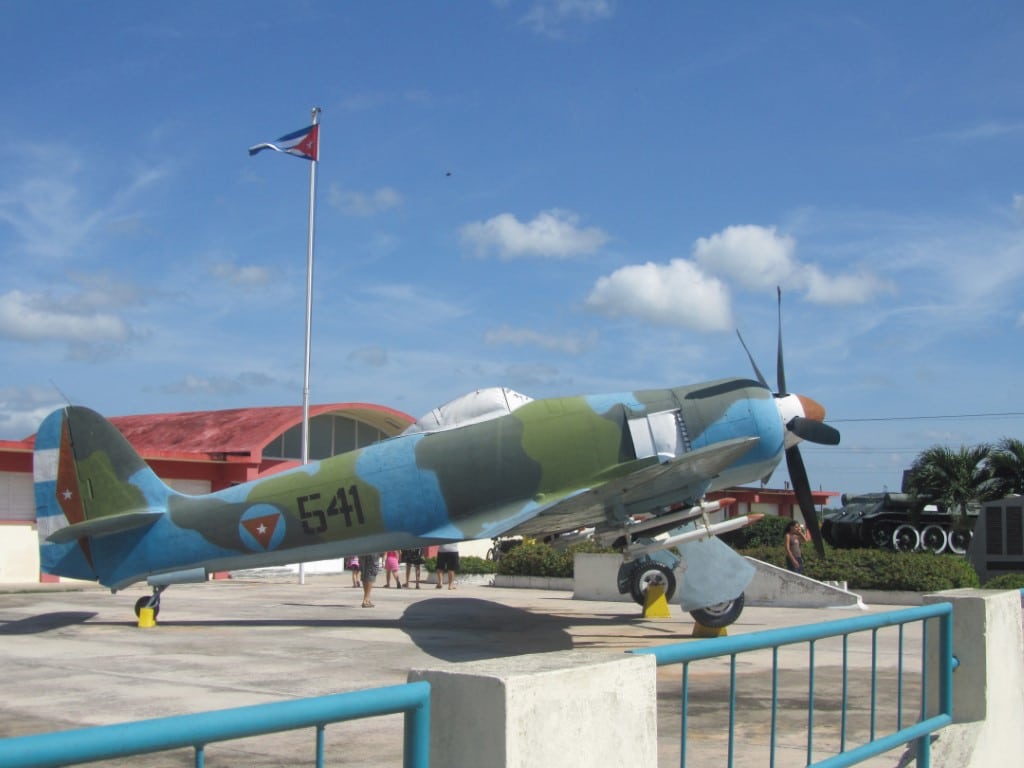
629 562 677 605
134 596 160 619
920 525 948 554
870 522 895 549
892 524 920 552
690 592 745 629
948 529 972 555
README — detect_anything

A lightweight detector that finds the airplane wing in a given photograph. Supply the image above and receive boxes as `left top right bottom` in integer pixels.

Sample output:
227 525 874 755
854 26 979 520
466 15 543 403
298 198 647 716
500 436 760 539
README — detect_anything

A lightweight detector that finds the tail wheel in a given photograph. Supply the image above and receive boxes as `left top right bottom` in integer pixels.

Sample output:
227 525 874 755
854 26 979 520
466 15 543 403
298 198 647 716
628 561 677 605
948 529 972 555
690 593 746 628
134 596 160 619
892 524 920 552
920 525 948 554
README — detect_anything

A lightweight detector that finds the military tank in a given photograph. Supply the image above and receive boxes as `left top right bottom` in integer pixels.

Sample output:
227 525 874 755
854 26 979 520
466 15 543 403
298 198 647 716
822 492 974 554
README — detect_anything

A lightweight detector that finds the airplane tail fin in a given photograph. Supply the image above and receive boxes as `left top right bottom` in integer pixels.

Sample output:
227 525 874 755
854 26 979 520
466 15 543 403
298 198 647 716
33 406 171 582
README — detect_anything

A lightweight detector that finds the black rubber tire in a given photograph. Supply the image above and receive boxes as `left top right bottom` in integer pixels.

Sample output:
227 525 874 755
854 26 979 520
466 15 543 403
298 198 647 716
134 596 160 619
629 561 677 605
690 592 745 628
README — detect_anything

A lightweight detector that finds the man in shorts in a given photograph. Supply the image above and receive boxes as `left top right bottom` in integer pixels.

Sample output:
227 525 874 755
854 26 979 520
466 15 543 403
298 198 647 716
435 542 459 590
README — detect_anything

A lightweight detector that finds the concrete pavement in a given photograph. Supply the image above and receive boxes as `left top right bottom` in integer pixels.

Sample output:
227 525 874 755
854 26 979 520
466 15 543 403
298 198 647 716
0 574 921 767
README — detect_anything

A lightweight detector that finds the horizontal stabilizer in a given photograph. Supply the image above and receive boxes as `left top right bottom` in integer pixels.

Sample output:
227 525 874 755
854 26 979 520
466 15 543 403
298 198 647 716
45 511 162 544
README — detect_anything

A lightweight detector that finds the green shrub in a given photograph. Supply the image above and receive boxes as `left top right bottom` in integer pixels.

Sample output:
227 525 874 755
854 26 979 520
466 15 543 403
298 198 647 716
496 542 573 577
738 544 980 591
982 573 1024 590
458 555 497 575
496 540 616 578
720 513 792 549
421 555 495 574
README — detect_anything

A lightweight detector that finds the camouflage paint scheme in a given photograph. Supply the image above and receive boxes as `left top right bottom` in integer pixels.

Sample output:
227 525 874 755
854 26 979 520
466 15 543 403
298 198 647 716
34 377 794 593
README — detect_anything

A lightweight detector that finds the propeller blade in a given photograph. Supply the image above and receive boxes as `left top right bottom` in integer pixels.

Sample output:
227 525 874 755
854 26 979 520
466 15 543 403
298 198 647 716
787 416 841 446
735 330 769 389
786 445 825 558
776 286 787 395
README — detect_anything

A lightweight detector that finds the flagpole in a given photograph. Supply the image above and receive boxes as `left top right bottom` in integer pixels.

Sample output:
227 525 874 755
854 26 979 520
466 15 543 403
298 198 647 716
299 106 321 587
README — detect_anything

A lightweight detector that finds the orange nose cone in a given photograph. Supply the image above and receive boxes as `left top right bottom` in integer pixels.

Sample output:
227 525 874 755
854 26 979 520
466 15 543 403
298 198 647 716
797 394 826 422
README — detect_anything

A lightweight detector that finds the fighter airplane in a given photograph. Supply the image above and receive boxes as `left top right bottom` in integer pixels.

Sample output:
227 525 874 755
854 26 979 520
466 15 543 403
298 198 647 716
33 293 838 627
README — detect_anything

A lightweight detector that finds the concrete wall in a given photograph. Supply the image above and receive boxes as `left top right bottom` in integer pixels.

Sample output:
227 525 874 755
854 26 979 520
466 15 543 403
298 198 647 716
0 524 39 582
409 651 657 768
923 589 1024 767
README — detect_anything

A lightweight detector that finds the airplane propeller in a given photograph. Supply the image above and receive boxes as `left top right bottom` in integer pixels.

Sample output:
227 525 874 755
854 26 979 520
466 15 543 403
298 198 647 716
737 287 840 558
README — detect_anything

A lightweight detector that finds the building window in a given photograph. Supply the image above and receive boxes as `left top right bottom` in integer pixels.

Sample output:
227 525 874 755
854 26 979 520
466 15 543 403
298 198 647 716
263 414 386 461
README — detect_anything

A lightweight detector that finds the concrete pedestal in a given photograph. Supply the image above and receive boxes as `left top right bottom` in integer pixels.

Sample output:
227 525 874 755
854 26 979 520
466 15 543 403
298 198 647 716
923 589 1024 767
409 650 657 768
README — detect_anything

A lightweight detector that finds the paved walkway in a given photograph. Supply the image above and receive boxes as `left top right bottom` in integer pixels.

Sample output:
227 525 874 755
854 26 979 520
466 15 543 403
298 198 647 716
0 575 920 766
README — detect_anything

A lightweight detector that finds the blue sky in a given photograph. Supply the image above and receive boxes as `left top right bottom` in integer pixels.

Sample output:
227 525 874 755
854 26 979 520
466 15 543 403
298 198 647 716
1 2 1022 498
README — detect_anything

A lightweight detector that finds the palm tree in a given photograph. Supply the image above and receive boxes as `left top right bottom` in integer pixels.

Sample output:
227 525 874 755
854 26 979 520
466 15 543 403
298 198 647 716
986 437 1024 498
904 443 995 519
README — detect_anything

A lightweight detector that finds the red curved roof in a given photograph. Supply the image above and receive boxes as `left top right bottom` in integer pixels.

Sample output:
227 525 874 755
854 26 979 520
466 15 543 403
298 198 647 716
108 403 414 458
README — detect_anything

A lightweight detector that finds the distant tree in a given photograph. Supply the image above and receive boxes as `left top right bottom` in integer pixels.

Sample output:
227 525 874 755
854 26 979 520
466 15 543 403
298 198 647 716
986 438 1024 498
904 444 996 518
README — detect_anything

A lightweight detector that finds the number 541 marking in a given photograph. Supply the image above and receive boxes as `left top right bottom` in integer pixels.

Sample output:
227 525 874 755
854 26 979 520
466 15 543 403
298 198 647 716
297 485 365 535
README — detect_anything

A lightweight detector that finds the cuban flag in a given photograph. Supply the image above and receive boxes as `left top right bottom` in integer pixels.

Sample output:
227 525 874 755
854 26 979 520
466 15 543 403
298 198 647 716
248 123 319 161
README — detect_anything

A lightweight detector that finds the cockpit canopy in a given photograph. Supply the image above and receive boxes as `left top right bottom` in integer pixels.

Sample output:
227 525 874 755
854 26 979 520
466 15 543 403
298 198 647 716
402 387 533 435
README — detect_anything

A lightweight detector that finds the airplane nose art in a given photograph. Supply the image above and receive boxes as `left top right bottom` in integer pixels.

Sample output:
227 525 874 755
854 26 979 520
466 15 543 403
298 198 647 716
796 394 826 422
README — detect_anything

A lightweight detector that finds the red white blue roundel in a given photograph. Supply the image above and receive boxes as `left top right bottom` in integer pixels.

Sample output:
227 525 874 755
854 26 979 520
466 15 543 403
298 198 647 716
239 504 285 552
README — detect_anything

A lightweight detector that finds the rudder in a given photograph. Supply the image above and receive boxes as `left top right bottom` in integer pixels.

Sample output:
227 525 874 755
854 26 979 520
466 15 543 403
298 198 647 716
33 406 170 582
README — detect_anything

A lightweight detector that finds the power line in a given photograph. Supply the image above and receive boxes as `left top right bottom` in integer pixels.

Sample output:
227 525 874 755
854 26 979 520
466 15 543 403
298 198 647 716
833 412 1024 423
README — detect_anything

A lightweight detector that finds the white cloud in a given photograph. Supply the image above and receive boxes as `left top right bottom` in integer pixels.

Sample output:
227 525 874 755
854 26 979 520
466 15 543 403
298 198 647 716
329 184 402 217
521 0 614 37
0 290 130 343
802 265 892 305
585 259 733 331
485 325 597 355
693 225 798 290
0 144 167 262
361 284 468 321
210 262 274 286
693 223 888 305
930 121 1024 142
460 209 608 259
160 372 279 396
0 386 65 440
1013 194 1024 219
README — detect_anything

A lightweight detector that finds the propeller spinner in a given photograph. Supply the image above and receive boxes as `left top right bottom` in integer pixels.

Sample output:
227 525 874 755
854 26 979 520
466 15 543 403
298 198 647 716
738 288 840 558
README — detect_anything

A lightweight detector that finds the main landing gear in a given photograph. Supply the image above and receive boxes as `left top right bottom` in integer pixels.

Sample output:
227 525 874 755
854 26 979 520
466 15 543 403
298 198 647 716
617 553 746 628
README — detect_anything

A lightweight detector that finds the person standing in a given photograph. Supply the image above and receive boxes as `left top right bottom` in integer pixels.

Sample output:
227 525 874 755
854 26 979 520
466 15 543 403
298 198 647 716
346 555 361 588
384 550 403 588
784 521 809 574
435 542 460 590
402 548 424 589
360 553 380 607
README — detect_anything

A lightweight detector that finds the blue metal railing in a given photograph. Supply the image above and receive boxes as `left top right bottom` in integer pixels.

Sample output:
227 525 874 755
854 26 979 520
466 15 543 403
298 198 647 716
0 680 431 768
631 603 954 768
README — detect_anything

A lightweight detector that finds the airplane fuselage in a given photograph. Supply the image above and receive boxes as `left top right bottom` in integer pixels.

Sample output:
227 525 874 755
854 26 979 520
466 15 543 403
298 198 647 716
44 378 785 589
